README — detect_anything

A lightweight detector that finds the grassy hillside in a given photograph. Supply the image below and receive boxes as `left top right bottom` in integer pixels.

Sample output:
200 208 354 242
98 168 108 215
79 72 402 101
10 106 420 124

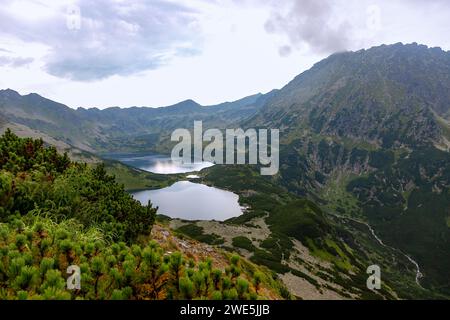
347 146 450 294
103 160 181 191
0 215 286 300
190 164 442 299
0 130 285 300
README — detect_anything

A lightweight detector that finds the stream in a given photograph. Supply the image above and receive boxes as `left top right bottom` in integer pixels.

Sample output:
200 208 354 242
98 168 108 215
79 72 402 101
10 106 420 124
329 213 423 286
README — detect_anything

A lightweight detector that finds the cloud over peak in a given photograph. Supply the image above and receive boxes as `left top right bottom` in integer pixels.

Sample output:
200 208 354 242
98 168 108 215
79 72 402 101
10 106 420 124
264 0 354 56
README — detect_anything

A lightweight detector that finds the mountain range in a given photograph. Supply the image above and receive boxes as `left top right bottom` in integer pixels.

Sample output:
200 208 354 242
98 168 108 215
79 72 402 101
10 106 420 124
1 42 450 298
0 86 277 154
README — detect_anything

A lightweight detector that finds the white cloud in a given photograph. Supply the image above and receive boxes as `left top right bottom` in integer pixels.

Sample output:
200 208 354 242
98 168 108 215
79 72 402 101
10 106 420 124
0 0 449 108
0 0 203 81
0 56 33 67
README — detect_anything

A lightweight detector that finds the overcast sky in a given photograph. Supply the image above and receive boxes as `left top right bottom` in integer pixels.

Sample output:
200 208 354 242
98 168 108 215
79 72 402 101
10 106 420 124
0 0 449 109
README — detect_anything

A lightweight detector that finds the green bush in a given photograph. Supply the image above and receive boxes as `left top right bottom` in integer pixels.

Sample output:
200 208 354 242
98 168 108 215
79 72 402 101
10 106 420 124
232 236 256 252
175 224 225 245
0 130 157 243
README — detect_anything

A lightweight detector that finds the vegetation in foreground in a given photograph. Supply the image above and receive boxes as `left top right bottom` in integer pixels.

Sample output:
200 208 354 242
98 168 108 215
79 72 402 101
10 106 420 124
0 215 278 300
0 130 284 300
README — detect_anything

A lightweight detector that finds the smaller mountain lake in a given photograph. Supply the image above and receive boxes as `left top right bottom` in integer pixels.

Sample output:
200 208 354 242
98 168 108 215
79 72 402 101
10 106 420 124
103 153 214 174
132 181 244 221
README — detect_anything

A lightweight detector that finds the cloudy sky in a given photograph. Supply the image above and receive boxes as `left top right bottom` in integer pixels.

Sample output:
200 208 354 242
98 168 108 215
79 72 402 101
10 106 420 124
0 0 449 109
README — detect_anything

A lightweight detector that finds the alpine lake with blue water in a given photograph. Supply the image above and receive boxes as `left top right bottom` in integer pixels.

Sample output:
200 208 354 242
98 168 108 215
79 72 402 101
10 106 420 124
104 153 244 221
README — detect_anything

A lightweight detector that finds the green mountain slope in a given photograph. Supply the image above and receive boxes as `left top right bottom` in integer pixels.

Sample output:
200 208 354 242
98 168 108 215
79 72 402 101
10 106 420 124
192 165 440 299
247 43 450 149
242 43 450 296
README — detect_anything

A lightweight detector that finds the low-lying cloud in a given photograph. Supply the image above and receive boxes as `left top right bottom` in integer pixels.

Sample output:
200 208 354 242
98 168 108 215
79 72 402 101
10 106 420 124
264 0 353 56
263 0 450 57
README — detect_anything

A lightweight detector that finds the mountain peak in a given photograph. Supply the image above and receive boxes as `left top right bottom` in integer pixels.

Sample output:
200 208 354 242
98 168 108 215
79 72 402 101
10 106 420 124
169 99 202 109
0 88 21 98
0 89 52 102
181 99 200 105
24 92 43 98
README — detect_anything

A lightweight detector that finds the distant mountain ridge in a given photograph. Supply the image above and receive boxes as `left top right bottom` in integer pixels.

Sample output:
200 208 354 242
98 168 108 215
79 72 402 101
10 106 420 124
0 88 277 153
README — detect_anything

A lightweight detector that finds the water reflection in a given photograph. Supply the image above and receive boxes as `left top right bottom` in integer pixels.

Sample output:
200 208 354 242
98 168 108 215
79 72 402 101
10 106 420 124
104 153 214 174
132 181 243 221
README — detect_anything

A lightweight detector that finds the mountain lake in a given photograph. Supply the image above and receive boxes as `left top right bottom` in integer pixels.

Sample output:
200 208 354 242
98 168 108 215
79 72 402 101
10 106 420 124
105 153 244 220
